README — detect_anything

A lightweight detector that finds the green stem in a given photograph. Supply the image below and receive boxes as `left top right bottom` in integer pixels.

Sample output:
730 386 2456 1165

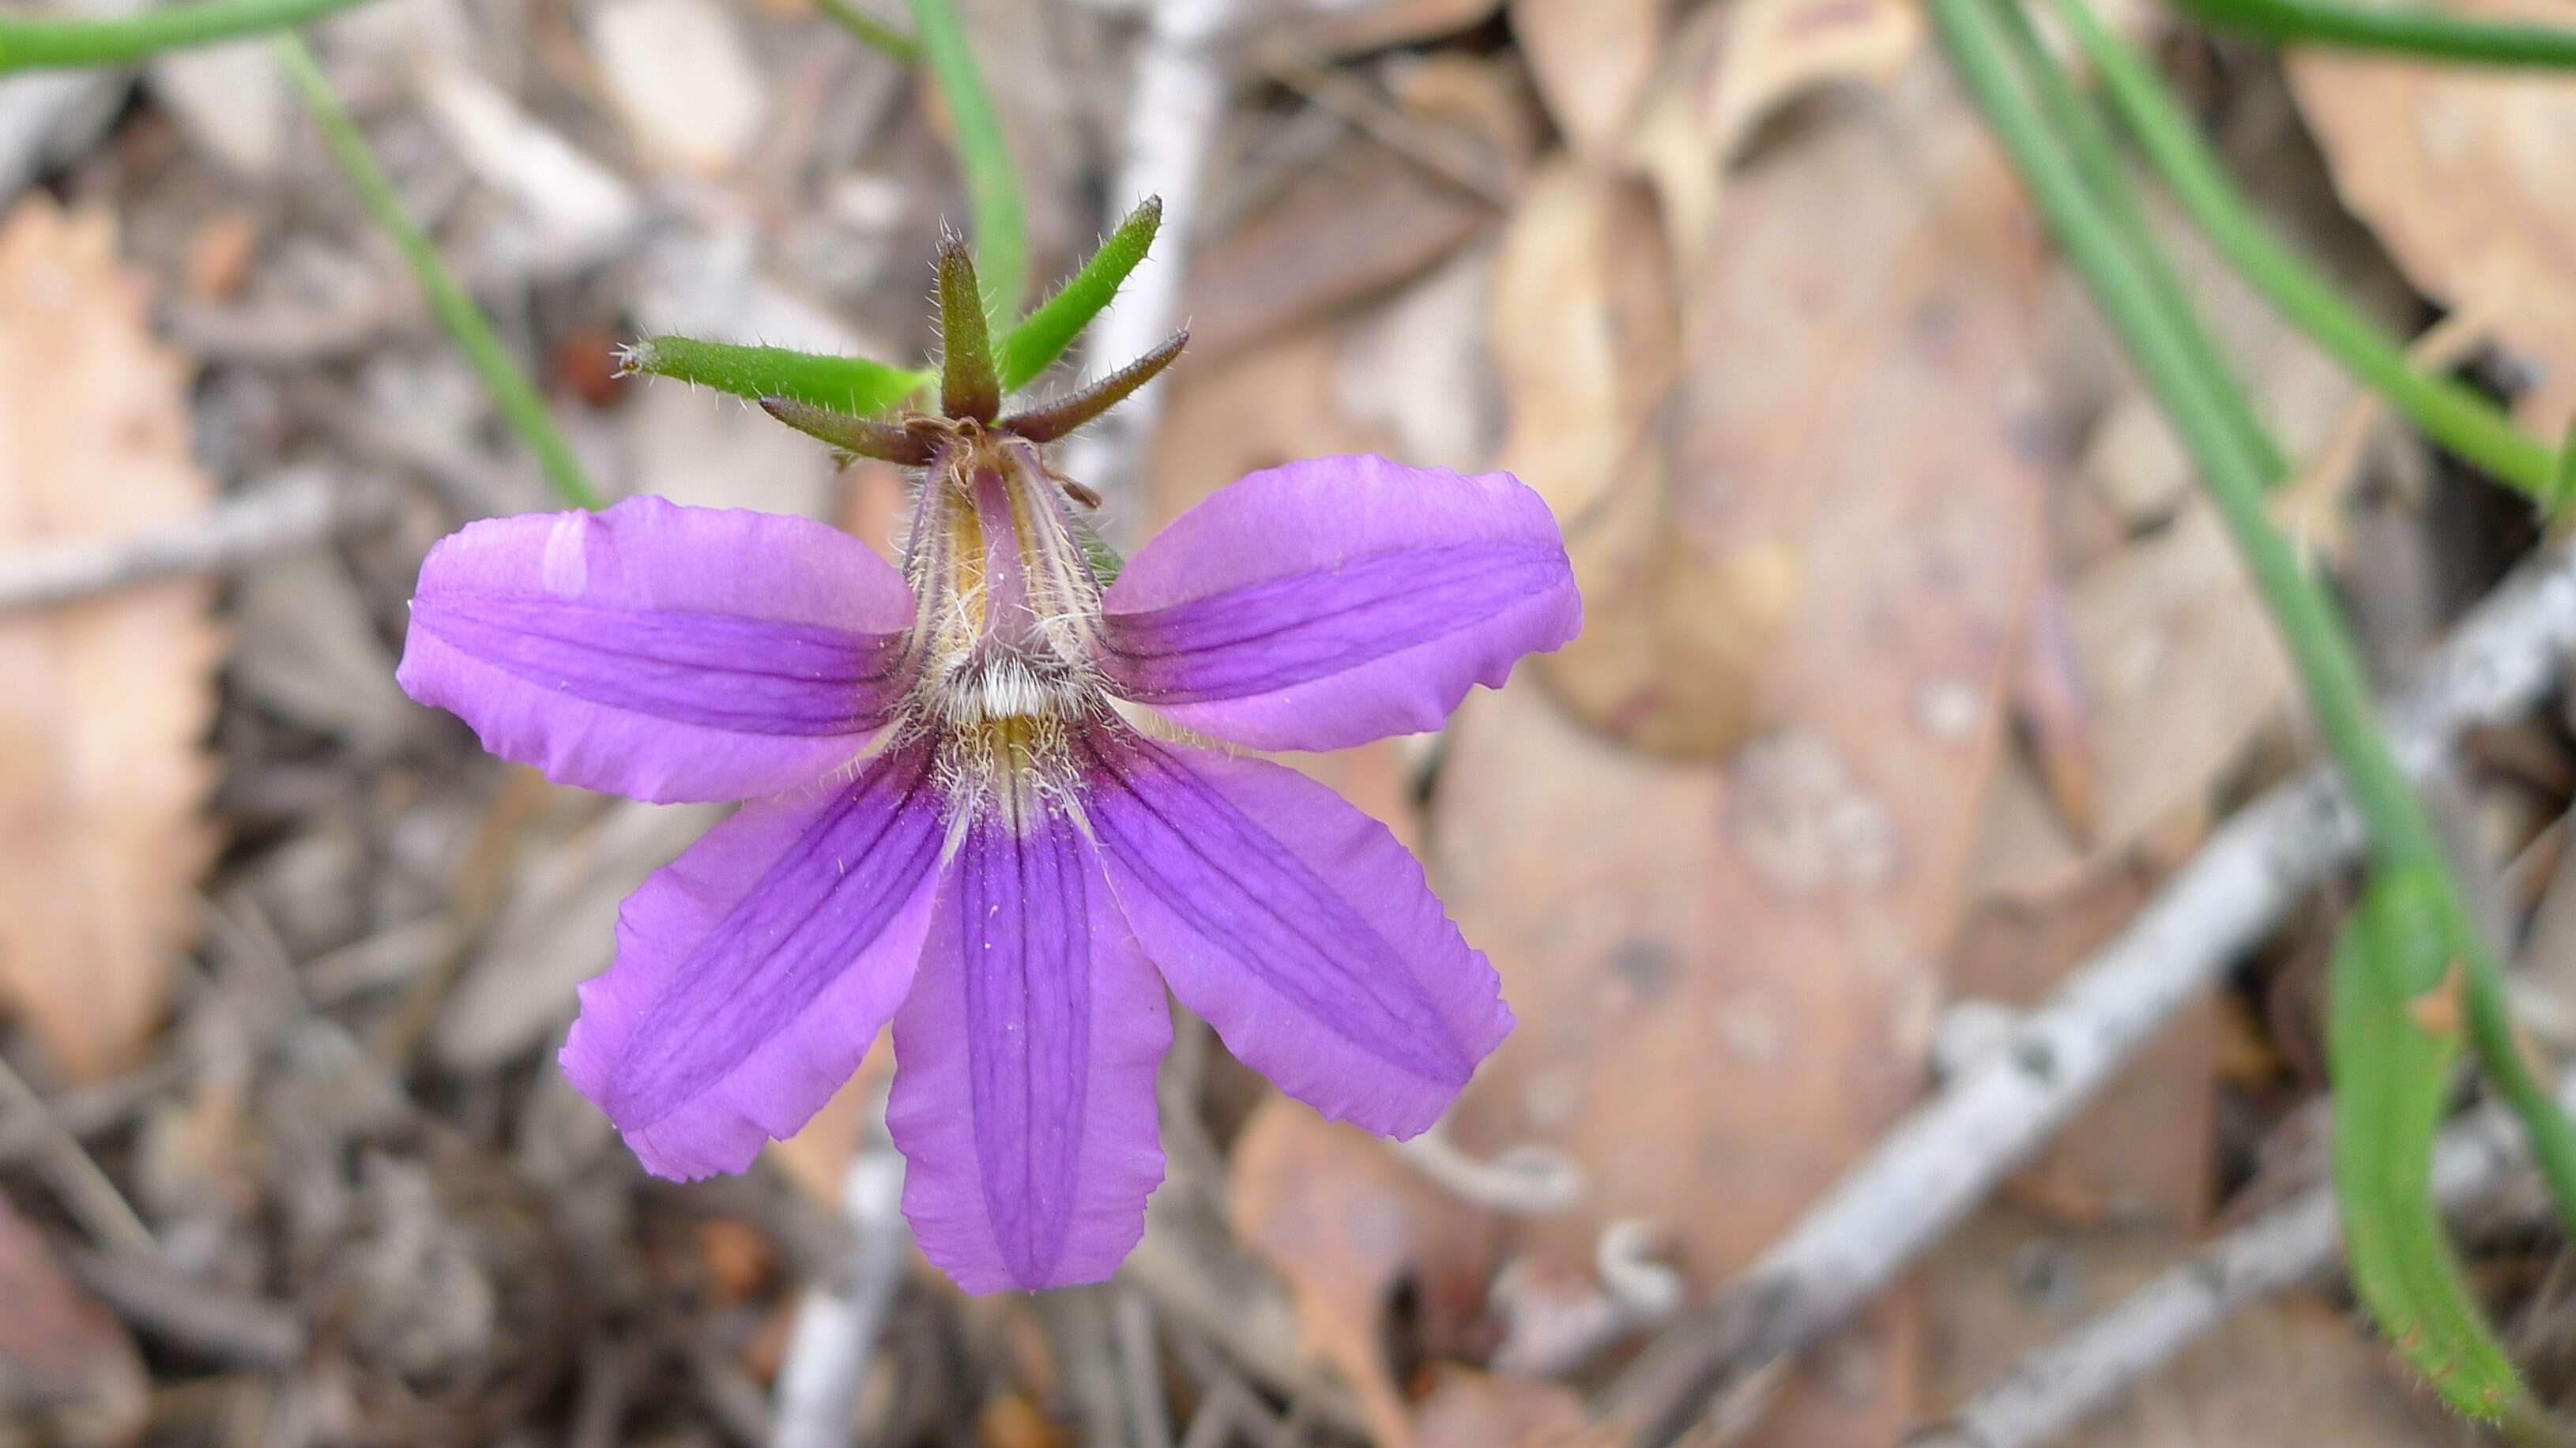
0 0 376 71
812 0 918 62
906 0 1024 324
1932 0 2576 1236
2167 0 2576 66
1990 0 2288 483
277 35 604 511
2048 0 2561 501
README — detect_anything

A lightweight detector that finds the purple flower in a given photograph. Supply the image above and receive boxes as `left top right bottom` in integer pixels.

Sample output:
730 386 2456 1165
397 425 1577 1291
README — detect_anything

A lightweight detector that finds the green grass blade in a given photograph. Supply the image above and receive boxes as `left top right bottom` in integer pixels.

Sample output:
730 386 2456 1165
995 196 1162 393
2050 0 2561 501
622 337 930 416
906 0 1024 324
2330 868 2529 1423
2167 0 2576 66
277 34 604 510
0 0 377 72
812 0 917 62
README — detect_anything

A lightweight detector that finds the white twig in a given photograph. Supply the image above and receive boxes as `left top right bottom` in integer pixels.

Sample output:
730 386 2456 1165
0 470 385 613
1397 1119 1587 1214
1118 1288 1177 1448
769 1103 911 1448
1060 0 1242 545
1915 1075 2570 1448
1606 550 2576 1444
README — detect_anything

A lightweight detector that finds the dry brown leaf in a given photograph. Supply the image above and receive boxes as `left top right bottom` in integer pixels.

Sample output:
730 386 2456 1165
1230 1098 1504 1448
1448 65 2054 1443
1972 504 2293 903
1414 1369 1592 1448
1182 127 1498 365
1625 0 1923 263
0 199 220 1082
1284 0 1507 57
2289 0 2576 434
0 1195 149 1443
1489 164 1742 754
1510 0 1670 160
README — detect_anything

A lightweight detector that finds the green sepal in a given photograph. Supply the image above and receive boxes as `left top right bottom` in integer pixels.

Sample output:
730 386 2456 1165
995 196 1162 393
622 337 929 417
2330 867 2529 1424
936 239 1001 422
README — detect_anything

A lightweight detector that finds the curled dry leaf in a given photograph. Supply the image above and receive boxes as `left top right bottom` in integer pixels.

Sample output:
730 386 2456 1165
1509 0 1670 161
1230 1098 1505 1448
1972 506 2295 904
1448 63 2054 1442
0 1195 148 1443
2289 0 2576 434
0 199 220 1081
1625 0 1924 265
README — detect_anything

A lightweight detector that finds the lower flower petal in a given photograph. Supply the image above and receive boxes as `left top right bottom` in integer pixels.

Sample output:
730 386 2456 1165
1080 729 1511 1138
400 497 920 803
561 743 945 1179
887 808 1170 1293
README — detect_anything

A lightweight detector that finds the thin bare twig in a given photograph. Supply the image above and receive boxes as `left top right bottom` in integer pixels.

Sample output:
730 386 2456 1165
1058 0 1244 545
1118 1289 1177 1448
69 1249 307 1368
1914 1074 2575 1448
1606 544 2576 1444
769 1098 912 1448
0 1051 155 1255
0 471 387 613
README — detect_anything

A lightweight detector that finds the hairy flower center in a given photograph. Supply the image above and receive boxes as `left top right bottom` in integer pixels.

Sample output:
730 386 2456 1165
901 427 1108 826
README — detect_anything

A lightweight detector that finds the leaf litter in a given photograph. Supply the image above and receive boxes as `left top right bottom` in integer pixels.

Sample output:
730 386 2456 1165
4 0 2575 1442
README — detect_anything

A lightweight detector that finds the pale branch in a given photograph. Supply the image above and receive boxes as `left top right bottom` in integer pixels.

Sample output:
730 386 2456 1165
0 470 386 613
1055 0 1241 547
1604 547 2576 1445
1915 1078 2568 1448
768 1101 910 1448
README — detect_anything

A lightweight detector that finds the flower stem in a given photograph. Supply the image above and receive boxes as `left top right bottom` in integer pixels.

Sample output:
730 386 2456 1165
1990 0 2288 483
276 34 604 511
1930 0 2576 1237
2165 0 2576 66
812 0 918 62
906 0 1024 325
0 0 375 71
2047 0 2563 502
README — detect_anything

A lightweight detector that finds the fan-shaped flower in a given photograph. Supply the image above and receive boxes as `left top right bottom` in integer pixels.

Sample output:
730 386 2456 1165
395 245 1580 1292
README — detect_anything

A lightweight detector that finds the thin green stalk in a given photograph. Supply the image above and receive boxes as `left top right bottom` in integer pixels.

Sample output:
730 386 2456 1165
812 0 918 62
0 0 375 71
2048 0 2561 502
1990 0 2288 483
906 0 1024 325
2558 417 2576 513
1932 0 2576 1236
2167 0 2576 66
277 35 604 511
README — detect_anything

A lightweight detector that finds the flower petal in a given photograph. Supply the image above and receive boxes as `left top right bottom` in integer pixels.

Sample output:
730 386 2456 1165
887 808 1170 1292
561 743 944 1179
400 496 920 803
1098 455 1581 751
1081 729 1510 1137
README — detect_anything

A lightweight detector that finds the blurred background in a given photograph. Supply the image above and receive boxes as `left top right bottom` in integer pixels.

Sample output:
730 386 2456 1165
2 0 2574 1442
